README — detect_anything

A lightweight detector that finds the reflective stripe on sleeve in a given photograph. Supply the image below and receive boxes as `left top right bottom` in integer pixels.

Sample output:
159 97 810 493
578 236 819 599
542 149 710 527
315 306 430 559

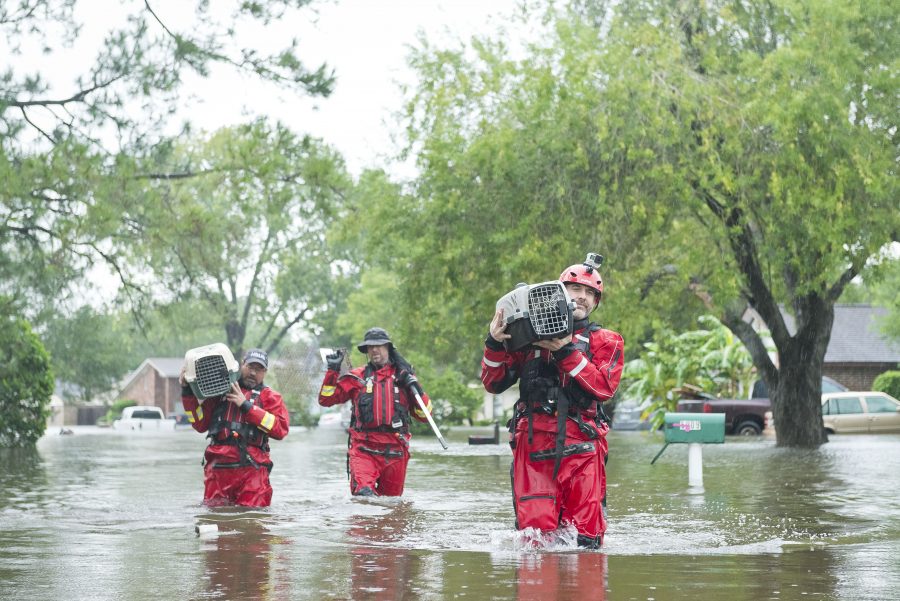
187 407 203 423
483 357 502 368
568 356 589 377
320 385 336 397
260 411 275 432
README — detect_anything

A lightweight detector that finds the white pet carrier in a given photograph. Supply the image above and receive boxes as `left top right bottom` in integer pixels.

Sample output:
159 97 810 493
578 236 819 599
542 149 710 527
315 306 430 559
183 343 241 399
495 281 576 352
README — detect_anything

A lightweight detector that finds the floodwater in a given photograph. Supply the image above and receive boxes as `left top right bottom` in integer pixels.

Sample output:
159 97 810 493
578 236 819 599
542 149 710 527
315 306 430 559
1 425 898 601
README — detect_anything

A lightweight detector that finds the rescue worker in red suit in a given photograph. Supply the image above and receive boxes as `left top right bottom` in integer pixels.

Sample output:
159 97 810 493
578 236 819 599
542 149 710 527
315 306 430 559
481 254 624 548
180 348 290 507
318 327 433 496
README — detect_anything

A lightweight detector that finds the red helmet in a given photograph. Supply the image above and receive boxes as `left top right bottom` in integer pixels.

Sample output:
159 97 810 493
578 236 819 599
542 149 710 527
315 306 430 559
559 253 604 299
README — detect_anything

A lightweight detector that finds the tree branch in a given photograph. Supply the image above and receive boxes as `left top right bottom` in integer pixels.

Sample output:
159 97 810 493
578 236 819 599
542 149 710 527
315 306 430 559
266 307 308 354
5 73 128 108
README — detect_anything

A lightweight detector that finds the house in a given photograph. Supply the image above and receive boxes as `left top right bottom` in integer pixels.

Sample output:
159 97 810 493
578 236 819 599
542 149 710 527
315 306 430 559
745 304 900 390
52 379 108 425
117 358 185 418
816 305 900 389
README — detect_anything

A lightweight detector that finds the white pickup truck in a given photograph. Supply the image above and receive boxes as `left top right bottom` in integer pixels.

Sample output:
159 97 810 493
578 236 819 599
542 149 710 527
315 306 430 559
112 405 177 431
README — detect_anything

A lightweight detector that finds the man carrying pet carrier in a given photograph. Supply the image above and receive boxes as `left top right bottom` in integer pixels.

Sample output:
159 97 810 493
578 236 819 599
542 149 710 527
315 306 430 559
481 254 624 548
318 327 433 497
181 348 289 507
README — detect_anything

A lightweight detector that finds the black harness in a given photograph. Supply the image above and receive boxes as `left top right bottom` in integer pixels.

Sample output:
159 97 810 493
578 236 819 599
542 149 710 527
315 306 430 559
350 364 410 434
207 385 271 470
513 321 605 477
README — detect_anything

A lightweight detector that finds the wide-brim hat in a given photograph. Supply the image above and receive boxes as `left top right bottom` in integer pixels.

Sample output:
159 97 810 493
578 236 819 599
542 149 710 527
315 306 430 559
356 327 393 353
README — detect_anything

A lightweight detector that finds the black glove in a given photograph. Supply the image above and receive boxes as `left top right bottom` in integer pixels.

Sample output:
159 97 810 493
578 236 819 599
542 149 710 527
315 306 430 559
325 348 345 371
390 348 413 373
397 369 424 398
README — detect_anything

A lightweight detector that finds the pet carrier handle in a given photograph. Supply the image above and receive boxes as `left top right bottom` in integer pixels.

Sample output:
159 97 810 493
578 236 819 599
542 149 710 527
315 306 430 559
412 390 449 450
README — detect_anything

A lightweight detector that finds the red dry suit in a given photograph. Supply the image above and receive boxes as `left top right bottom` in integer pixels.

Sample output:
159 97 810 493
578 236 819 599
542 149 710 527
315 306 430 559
182 382 289 507
319 363 432 496
481 318 623 547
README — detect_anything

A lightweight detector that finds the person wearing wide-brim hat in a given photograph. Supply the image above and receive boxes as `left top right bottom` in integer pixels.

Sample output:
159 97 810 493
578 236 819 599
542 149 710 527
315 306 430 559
318 327 432 497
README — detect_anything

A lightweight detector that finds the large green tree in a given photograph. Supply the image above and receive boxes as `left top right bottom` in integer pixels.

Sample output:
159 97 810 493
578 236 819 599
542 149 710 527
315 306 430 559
1 0 334 318
122 120 353 355
40 306 134 402
388 0 897 447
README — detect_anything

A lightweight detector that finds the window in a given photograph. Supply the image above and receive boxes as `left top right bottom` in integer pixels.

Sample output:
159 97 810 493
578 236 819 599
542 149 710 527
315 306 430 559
132 410 162 419
835 397 863 415
864 396 899 414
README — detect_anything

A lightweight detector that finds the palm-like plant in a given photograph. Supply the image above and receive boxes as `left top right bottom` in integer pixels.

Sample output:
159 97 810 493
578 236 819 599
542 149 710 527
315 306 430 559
622 316 764 430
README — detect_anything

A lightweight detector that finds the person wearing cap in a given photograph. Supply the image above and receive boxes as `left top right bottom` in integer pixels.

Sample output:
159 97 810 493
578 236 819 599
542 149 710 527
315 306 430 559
481 254 624 548
180 348 289 507
318 327 433 496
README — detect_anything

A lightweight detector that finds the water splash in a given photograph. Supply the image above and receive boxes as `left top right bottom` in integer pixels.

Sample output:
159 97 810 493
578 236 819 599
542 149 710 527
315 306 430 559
490 524 581 552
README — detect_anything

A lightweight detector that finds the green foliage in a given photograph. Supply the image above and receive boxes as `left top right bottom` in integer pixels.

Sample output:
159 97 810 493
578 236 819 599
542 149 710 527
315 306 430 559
285 399 318 429
40 307 136 403
101 399 138 426
621 315 758 430
846 258 900 342
872 371 900 401
0 318 54 446
413 362 484 427
2 0 334 321
391 0 897 447
122 121 354 355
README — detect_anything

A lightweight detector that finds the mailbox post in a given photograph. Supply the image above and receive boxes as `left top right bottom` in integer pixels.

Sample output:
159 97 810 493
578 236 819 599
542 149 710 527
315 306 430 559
651 412 725 489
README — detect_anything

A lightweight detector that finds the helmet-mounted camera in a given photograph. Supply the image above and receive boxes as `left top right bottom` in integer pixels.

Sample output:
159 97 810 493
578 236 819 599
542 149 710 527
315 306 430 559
583 252 604 273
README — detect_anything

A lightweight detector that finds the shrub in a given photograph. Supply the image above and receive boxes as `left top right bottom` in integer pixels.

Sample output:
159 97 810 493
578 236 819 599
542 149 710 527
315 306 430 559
872 370 900 399
101 399 138 425
0 318 55 446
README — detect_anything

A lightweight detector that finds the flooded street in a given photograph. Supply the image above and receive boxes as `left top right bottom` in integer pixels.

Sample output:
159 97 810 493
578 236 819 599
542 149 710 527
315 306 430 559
1 426 898 600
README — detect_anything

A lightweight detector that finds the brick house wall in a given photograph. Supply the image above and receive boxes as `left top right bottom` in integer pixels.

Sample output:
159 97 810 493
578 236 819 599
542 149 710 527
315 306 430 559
119 363 183 416
824 363 897 391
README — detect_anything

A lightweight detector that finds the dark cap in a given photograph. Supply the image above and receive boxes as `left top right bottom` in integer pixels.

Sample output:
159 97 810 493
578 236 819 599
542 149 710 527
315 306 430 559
356 327 393 353
243 348 268 369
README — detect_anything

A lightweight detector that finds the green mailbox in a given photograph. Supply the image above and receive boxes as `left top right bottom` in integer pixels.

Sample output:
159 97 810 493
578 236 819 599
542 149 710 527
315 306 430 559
664 412 725 444
651 412 726 468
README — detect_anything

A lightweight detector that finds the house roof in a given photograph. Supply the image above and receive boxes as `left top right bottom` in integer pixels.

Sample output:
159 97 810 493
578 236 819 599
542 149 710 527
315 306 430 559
119 358 184 393
145 358 185 378
781 305 900 363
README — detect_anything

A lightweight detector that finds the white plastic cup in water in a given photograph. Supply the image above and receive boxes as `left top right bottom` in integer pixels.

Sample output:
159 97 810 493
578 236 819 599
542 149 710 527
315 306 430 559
195 524 218 537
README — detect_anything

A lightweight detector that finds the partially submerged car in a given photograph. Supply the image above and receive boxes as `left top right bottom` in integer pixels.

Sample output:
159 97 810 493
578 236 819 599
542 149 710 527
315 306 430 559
112 405 177 431
821 391 900 434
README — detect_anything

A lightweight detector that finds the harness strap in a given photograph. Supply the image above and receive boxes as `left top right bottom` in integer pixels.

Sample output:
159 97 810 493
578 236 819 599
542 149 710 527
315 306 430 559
529 441 595 462
552 387 567 479
358 445 404 459
207 386 270 469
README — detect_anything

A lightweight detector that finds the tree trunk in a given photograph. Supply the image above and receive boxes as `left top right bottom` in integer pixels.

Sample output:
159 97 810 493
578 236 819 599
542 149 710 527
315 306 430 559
771 352 828 448
225 320 245 356
770 302 833 448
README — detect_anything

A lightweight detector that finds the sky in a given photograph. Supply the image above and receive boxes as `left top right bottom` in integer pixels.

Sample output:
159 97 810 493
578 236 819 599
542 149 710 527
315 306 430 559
72 0 526 178
200 0 525 177
8 0 526 301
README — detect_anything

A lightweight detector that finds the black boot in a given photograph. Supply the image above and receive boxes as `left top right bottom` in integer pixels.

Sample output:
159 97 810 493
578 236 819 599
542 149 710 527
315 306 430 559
354 486 376 497
576 534 602 549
